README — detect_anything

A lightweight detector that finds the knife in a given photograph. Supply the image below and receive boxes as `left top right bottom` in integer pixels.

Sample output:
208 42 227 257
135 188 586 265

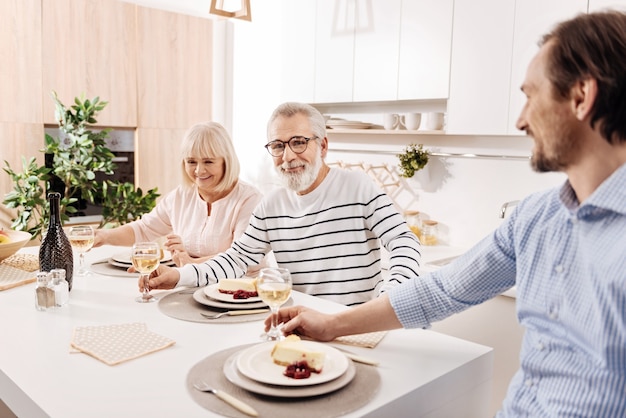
200 309 269 319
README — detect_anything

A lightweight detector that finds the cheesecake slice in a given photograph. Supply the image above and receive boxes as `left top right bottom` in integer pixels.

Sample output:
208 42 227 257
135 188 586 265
271 335 325 373
218 278 258 298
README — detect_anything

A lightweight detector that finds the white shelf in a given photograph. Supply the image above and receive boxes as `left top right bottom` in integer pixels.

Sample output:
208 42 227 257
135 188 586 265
327 129 446 135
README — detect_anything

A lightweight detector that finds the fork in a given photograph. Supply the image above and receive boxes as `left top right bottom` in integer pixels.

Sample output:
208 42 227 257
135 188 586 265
193 382 258 416
200 309 269 319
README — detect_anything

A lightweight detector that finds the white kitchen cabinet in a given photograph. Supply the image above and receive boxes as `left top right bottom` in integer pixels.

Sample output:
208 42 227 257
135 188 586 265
352 0 402 102
398 0 453 101
588 0 626 11
313 0 453 104
446 0 515 135
506 0 587 135
279 0 316 103
314 0 355 103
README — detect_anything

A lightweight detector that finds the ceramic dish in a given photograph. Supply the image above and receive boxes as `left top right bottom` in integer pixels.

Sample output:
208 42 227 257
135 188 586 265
192 288 268 310
236 341 349 386
112 250 172 264
203 283 261 303
108 258 176 269
223 350 356 397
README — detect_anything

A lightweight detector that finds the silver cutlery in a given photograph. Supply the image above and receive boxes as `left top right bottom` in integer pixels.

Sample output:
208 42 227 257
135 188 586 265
200 309 269 319
193 382 258 416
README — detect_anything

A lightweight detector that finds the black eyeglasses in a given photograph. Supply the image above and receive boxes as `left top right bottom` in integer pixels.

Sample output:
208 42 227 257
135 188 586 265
264 136 317 157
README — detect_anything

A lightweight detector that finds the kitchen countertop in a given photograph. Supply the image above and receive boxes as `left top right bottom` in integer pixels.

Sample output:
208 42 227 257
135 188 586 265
383 245 518 299
0 245 493 418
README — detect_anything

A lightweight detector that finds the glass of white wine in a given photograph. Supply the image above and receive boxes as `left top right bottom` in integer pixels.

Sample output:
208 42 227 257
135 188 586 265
257 267 292 341
68 225 95 277
131 241 161 303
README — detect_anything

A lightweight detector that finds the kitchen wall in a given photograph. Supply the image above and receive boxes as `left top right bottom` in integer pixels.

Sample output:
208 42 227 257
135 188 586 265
224 2 566 248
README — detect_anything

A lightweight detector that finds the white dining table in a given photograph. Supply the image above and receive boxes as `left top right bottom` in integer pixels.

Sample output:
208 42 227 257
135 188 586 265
0 245 493 418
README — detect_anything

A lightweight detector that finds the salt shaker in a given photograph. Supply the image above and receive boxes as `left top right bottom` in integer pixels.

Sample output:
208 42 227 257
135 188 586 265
35 272 55 311
50 269 69 307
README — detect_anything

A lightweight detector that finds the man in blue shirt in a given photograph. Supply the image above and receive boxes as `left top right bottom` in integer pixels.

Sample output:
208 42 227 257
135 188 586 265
269 11 626 417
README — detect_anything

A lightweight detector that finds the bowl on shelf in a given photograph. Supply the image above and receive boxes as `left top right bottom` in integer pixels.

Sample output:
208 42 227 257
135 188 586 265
0 230 33 262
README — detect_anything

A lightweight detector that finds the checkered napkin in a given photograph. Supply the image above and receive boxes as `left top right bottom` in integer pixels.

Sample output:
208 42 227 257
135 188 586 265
333 331 388 348
70 322 175 366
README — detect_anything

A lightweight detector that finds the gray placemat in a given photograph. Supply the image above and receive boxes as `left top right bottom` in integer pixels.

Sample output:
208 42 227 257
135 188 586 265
187 344 381 418
158 289 271 324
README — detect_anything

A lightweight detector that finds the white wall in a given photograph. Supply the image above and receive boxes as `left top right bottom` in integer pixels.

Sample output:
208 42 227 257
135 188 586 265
224 5 566 249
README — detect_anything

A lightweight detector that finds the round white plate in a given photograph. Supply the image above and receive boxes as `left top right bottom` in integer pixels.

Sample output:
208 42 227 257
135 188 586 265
108 258 175 269
223 350 356 398
192 288 268 310
236 341 349 386
203 283 261 303
112 250 172 264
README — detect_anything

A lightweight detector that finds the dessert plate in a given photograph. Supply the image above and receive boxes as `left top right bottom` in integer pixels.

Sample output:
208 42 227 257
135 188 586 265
112 250 172 264
223 350 356 398
236 341 349 386
203 283 261 303
192 288 268 310
108 258 176 269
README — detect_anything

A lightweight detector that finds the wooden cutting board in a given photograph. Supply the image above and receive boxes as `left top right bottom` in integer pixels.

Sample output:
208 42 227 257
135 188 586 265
0 264 36 290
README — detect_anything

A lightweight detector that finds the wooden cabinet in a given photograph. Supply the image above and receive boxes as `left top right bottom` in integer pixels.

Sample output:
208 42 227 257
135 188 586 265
0 123 44 228
0 0 42 124
136 6 213 129
134 128 184 195
42 0 137 127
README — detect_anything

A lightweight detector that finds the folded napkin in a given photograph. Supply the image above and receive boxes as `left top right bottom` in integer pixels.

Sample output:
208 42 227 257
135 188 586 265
70 322 175 365
0 264 36 291
334 331 387 348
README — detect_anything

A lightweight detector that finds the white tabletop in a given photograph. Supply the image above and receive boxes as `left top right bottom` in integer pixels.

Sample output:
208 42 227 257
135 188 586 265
0 245 493 418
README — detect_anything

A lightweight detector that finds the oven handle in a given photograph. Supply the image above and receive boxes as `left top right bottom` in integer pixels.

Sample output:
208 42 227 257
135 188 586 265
112 156 129 163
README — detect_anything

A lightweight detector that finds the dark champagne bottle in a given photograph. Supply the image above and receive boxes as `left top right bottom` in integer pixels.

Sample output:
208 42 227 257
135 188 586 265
39 192 74 291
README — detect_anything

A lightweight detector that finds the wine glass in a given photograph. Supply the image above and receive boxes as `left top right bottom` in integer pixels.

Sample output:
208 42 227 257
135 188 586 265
131 241 161 303
257 267 292 341
68 225 95 277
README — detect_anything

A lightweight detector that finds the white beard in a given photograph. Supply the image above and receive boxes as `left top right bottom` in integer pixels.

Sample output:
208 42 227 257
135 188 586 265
275 148 323 192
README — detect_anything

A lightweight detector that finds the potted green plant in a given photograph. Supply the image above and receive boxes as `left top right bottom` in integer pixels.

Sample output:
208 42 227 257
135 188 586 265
3 91 159 239
397 143 430 178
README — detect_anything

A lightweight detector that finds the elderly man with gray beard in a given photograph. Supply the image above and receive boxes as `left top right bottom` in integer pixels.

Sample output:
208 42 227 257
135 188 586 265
143 102 421 306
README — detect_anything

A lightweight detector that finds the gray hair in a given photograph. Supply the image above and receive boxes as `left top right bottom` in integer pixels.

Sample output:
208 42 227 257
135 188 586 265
266 102 327 142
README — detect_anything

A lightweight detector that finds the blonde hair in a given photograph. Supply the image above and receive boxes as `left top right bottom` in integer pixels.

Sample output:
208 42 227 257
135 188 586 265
179 122 240 194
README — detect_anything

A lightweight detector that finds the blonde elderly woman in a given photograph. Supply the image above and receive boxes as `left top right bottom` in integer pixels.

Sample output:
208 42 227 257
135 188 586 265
94 122 263 267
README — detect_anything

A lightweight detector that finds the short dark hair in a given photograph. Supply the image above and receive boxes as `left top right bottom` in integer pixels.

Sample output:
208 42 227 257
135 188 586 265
541 10 626 144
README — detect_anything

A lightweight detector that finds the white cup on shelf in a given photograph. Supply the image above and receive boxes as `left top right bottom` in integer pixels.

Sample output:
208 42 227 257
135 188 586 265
424 112 445 131
383 113 401 130
404 113 421 131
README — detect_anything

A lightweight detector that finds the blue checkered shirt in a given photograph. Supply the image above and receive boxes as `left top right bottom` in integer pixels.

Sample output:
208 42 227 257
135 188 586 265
390 163 626 417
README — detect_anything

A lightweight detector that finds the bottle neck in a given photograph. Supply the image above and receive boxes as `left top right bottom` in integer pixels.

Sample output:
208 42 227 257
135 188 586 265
48 195 61 225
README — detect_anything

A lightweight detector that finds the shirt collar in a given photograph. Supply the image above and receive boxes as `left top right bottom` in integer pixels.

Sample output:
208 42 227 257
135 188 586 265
559 162 626 216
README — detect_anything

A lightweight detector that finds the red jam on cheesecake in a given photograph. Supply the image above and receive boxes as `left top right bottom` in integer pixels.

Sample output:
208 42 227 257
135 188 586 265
217 278 258 299
271 335 325 379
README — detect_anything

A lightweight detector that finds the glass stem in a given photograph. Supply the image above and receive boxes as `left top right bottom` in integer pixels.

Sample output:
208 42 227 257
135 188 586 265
142 274 150 297
79 253 85 270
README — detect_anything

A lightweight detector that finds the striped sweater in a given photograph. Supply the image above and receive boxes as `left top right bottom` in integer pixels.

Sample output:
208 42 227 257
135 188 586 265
177 168 421 305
